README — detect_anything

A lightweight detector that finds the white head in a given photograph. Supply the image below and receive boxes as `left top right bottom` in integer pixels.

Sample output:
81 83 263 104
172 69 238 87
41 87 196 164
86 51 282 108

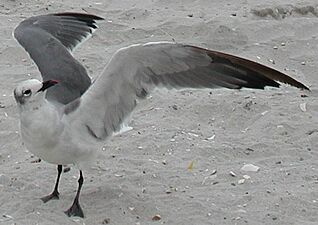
14 79 58 106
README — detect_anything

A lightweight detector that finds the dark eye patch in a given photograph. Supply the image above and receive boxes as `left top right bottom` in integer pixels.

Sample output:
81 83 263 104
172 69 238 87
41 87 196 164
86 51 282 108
23 89 32 96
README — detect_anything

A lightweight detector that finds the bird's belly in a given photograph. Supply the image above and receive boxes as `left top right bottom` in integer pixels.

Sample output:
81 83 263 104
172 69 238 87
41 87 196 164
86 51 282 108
21 127 96 167
25 142 74 165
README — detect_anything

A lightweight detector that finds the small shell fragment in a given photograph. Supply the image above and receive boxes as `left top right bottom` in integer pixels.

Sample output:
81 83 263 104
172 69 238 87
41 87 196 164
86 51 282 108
114 174 124 177
152 214 161 221
2 214 13 219
206 135 215 140
241 164 260 172
268 59 275 64
261 111 268 116
243 175 251 179
229 171 237 177
238 179 245 184
188 132 199 137
300 103 307 112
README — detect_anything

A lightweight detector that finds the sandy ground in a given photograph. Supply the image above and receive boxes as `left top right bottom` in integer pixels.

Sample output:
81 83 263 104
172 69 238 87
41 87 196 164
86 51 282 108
0 0 318 224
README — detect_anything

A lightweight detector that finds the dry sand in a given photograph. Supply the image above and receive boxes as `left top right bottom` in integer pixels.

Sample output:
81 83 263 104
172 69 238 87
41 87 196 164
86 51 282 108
0 0 318 224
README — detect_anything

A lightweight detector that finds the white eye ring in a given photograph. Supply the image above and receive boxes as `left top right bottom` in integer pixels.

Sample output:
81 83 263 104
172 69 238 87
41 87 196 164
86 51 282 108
23 89 32 96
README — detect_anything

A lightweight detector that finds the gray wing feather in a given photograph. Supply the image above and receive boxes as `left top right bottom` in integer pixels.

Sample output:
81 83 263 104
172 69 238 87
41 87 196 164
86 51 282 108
67 42 308 140
14 13 103 104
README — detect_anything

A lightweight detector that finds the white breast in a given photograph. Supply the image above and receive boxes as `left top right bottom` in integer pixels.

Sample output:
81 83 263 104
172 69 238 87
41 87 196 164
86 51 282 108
20 102 97 167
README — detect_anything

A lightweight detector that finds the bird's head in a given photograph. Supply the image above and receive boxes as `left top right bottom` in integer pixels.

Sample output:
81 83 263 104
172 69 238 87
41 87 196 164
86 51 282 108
14 79 58 105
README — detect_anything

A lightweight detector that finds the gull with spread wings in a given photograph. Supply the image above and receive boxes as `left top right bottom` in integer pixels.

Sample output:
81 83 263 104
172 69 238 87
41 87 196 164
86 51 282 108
13 12 309 217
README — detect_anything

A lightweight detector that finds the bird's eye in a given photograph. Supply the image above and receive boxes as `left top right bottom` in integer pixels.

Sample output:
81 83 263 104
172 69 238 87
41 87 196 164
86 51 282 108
23 89 32 96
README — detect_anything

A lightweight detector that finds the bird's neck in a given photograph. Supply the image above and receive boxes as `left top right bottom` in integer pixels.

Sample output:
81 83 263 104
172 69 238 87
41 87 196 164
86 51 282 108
19 98 62 144
19 97 58 129
18 95 46 113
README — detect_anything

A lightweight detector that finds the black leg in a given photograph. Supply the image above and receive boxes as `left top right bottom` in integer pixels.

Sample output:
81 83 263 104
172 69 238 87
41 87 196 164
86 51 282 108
41 165 62 203
64 170 84 218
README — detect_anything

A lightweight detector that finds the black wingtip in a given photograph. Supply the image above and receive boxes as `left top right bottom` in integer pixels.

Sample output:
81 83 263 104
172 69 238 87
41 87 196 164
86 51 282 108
52 12 104 34
187 45 310 91
295 82 310 91
52 12 105 21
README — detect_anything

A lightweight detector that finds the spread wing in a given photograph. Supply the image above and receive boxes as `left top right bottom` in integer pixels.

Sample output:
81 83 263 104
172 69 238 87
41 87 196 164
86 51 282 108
14 12 104 104
66 42 309 140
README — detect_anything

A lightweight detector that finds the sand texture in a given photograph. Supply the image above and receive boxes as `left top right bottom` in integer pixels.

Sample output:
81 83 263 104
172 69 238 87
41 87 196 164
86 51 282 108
0 0 318 224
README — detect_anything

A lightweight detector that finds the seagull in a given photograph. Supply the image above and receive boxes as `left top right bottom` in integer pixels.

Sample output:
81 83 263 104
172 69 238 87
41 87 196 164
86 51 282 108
13 12 309 218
